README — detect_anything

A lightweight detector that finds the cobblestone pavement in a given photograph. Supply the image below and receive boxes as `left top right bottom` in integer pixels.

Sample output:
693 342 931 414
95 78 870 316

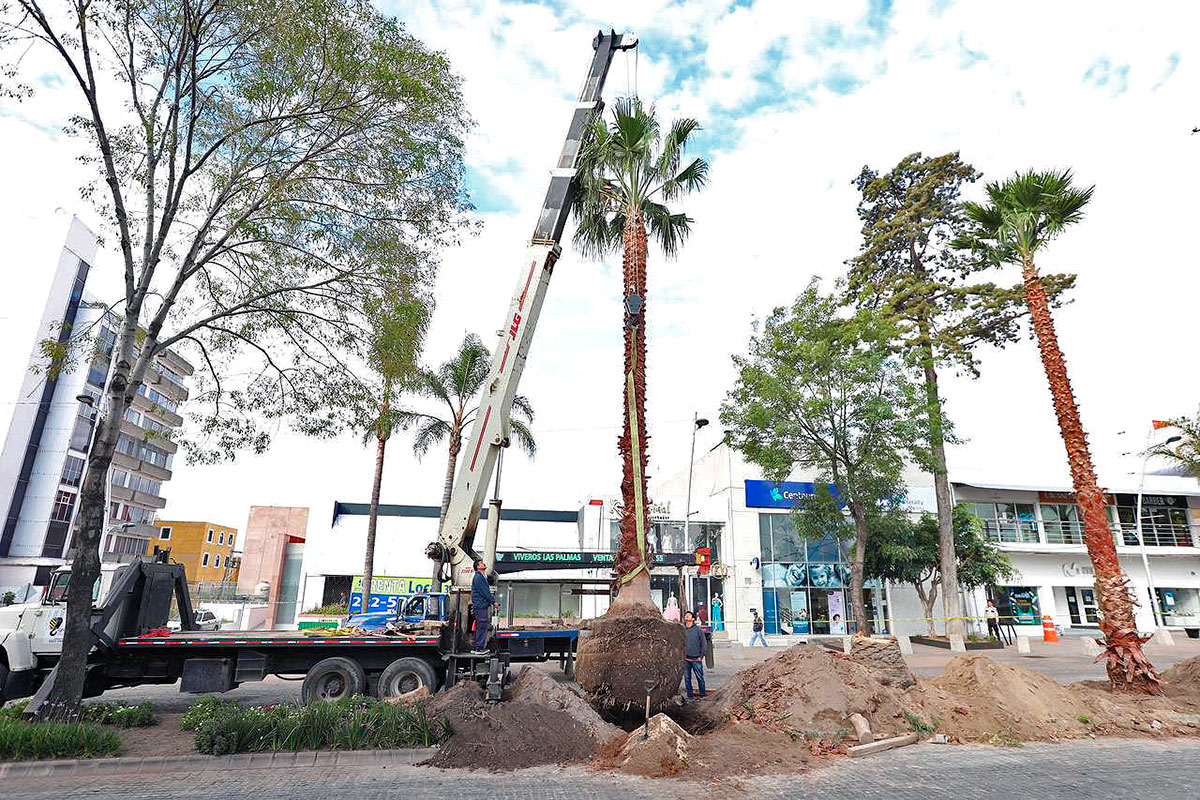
2 738 1198 799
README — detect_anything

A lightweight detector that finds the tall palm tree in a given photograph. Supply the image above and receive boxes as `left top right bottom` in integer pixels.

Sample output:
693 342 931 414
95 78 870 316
405 333 536 522
958 169 1160 694
572 97 708 607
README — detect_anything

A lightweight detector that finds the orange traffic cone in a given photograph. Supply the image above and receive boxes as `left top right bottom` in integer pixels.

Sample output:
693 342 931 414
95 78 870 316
1042 615 1058 643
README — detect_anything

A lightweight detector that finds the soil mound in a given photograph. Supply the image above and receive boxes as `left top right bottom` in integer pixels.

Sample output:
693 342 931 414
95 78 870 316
422 681 600 771
575 602 685 713
509 666 623 743
907 655 1097 742
1162 656 1200 699
689 643 912 739
847 637 917 688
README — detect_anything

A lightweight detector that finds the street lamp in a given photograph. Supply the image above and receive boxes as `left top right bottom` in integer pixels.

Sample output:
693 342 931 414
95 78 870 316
683 414 709 618
1136 434 1183 628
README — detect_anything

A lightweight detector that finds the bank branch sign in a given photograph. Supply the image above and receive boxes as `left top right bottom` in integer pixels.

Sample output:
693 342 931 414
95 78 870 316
744 480 840 509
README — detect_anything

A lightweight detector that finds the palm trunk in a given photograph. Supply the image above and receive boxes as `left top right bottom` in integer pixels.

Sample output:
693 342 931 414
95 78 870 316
847 500 869 636
614 209 653 607
363 406 388 614
439 430 461 524
1022 254 1160 693
920 342 963 638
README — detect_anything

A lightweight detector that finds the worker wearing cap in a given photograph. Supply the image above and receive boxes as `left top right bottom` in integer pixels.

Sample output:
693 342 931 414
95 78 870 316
471 559 495 654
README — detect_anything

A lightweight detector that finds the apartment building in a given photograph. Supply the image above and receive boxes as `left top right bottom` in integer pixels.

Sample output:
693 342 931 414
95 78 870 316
153 520 240 594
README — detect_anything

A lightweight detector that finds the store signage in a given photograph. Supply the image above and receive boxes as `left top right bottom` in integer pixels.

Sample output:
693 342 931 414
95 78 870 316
494 551 671 565
348 575 432 614
1113 493 1190 509
1061 562 1095 578
744 480 841 509
1038 490 1115 505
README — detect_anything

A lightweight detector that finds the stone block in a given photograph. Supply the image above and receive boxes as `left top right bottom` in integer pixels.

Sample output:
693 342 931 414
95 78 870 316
949 634 966 653
895 634 913 655
1017 636 1030 654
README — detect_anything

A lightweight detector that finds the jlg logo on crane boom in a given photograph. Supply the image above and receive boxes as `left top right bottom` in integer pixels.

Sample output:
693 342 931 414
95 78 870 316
509 313 522 339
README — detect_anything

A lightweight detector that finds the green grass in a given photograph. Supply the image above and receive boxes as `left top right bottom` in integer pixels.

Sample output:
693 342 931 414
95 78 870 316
903 710 939 735
987 730 1023 747
186 695 450 756
300 605 348 616
81 702 158 728
0 718 120 761
0 700 30 721
1077 715 1093 725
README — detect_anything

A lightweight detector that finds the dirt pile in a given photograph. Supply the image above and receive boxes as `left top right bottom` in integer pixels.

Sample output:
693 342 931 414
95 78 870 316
422 681 601 771
508 666 622 743
1162 655 1200 699
847 637 916 688
575 602 685 714
689 644 912 739
597 713 810 779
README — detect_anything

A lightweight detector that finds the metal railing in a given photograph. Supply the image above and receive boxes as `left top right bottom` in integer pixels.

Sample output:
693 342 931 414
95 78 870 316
982 521 1040 544
1116 523 1197 548
1043 521 1086 545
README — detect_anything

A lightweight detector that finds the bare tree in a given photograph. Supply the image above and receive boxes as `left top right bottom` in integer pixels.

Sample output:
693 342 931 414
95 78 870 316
1 0 468 714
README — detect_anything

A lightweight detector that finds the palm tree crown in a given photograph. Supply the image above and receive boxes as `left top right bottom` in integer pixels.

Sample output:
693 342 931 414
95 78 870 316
572 97 709 256
957 169 1094 263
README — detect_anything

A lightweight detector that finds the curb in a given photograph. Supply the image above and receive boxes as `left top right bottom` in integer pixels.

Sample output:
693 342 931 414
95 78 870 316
0 747 436 778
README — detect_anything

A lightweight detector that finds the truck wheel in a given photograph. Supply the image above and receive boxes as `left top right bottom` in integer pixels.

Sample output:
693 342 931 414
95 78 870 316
377 657 438 699
301 657 366 704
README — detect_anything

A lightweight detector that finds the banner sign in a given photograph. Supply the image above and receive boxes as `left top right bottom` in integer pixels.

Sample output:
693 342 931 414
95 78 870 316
348 575 432 614
828 591 846 635
744 480 841 509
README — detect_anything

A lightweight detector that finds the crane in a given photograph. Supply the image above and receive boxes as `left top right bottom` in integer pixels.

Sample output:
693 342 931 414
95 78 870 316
425 30 638 652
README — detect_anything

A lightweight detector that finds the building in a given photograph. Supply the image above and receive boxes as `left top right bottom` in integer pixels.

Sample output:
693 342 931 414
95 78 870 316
0 218 193 599
153 520 240 595
237 506 308 629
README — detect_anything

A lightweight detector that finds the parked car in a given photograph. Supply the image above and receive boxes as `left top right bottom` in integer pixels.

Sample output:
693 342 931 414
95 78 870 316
166 609 220 631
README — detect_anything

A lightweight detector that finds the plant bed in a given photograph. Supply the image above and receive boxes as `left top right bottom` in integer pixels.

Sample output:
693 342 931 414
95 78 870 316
910 635 1004 650
0 717 121 761
183 695 448 756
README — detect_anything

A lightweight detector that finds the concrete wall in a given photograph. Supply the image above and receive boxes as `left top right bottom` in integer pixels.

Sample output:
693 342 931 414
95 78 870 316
237 506 308 627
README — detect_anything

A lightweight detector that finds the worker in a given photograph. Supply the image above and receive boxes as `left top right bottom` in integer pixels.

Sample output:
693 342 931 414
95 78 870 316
985 599 1004 644
471 558 495 655
683 611 707 699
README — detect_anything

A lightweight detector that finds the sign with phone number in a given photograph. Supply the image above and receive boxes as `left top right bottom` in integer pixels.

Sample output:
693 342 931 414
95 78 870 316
348 575 432 614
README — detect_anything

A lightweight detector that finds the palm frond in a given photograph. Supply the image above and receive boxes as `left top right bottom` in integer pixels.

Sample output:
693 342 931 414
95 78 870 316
411 417 452 458
509 417 537 458
510 393 535 422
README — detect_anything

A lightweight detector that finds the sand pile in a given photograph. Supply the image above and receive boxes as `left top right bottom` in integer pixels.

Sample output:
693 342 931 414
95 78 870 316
508 666 622 743
1162 655 1200 699
422 680 601 771
689 644 913 739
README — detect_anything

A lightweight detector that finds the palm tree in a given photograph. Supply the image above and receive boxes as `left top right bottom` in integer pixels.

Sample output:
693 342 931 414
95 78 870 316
405 333 536 523
957 169 1160 694
359 291 426 613
572 97 708 607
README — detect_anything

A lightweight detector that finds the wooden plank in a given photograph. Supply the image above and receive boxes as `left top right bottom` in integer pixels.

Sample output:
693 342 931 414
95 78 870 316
848 733 919 758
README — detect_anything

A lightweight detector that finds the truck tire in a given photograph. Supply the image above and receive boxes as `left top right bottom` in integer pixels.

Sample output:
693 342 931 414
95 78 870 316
0 664 8 702
377 657 438 699
301 657 366 704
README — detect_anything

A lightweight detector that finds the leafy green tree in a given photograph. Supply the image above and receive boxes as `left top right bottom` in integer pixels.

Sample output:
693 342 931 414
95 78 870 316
864 504 1015 636
848 152 1075 639
1 0 467 716
957 169 1159 694
572 97 708 607
722 282 927 631
404 333 536 525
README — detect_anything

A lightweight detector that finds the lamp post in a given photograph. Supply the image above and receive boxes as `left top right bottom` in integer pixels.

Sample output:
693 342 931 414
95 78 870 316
1136 434 1183 628
684 414 709 618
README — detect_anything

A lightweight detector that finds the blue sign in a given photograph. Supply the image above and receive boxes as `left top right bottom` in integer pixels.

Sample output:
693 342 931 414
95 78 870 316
744 480 841 509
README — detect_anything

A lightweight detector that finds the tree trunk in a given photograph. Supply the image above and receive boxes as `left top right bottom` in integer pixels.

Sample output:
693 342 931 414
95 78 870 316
614 210 653 607
847 501 869 636
915 580 939 637
1021 254 1160 693
363 411 388 615
920 343 963 638
36 350 137 718
439 429 461 524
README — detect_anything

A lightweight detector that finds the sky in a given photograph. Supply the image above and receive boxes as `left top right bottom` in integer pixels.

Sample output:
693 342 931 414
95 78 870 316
1 0 1198 543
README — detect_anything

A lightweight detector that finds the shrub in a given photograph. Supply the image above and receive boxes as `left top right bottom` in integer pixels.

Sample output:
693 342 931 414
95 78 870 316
181 696 240 731
82 701 158 728
300 604 348 616
188 695 449 755
0 700 30 721
903 710 938 735
0 718 120 761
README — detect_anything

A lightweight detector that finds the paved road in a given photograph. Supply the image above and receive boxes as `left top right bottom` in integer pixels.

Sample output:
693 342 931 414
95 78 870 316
2 738 1198 798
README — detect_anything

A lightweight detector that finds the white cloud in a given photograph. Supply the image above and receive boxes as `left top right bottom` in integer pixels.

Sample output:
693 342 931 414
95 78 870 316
1 0 1198 548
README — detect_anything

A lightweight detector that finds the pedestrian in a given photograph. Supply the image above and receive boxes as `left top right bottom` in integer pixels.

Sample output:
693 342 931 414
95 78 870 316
663 595 681 622
985 599 1004 644
471 558 495 655
683 611 707 699
749 609 767 646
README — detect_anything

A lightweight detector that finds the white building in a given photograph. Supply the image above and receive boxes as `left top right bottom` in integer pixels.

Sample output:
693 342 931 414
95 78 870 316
0 218 193 599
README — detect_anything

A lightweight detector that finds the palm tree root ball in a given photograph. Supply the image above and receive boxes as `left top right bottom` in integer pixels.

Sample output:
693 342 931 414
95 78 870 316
575 575 685 719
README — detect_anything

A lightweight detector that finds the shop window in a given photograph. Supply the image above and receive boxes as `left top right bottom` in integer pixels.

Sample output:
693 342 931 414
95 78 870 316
1041 504 1084 544
991 586 1041 625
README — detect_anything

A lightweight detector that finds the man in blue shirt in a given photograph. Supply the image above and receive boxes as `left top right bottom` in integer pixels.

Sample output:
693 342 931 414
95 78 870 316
683 611 707 699
471 558 495 654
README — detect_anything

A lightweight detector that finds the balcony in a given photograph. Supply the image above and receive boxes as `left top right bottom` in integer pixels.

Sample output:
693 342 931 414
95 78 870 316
1043 521 1086 546
132 391 183 427
1116 523 1197 549
981 521 1040 545
119 417 179 454
147 367 190 402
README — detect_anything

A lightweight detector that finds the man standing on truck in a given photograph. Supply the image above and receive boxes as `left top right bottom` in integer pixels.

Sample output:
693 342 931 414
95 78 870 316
471 559 495 654
682 611 706 699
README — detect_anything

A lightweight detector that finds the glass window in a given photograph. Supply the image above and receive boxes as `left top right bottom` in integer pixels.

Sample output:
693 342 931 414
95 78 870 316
160 526 171 540
202 552 210 567
964 502 1039 543
70 413 95 452
991 586 1042 625
207 529 214 543
51 490 77 523
1041 503 1084 544
228 533 235 547
60 455 85 487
